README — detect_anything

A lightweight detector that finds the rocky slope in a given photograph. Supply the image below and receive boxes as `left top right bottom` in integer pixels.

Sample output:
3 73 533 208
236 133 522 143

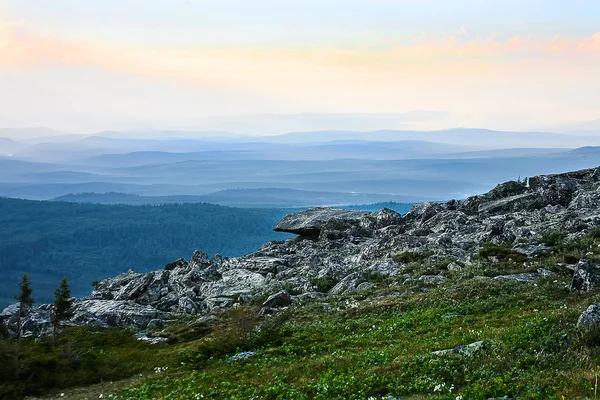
3 166 600 336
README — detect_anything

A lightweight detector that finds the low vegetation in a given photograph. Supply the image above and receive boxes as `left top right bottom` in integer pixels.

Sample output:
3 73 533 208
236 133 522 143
3 230 600 399
477 242 528 263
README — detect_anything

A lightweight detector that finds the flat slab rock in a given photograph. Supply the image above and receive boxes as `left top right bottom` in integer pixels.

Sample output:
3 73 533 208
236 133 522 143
273 207 369 236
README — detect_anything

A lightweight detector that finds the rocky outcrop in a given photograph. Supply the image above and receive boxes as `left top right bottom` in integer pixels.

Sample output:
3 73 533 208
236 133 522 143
273 207 369 236
4 166 600 337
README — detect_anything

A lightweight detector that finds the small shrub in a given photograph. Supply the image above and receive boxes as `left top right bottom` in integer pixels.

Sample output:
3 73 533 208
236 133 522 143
478 243 527 263
541 231 566 247
363 270 387 284
563 254 580 264
191 306 290 363
282 282 304 296
310 275 338 293
393 249 433 264
159 320 214 344
588 227 600 239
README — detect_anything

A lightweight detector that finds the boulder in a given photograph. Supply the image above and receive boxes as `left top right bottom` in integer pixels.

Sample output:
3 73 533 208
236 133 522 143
190 250 211 268
432 340 486 356
537 268 557 278
273 207 368 236
418 275 448 284
164 257 188 271
235 257 287 274
229 351 256 361
220 269 266 292
570 259 599 292
512 244 552 258
447 262 462 272
70 300 173 331
493 273 540 283
371 208 403 229
329 273 367 295
367 261 404 277
577 304 600 331
0 303 20 321
262 290 292 308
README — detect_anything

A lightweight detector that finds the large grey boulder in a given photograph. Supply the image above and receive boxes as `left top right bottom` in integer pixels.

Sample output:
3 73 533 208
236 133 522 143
0 303 20 321
70 300 173 331
329 272 367 295
273 207 369 236
571 259 600 292
1 303 53 337
493 273 540 283
577 304 600 331
367 261 404 277
512 244 552 258
432 340 486 356
418 275 448 284
262 290 293 308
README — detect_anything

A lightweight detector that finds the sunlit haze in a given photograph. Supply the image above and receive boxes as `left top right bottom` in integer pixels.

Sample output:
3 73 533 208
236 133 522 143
1 0 599 134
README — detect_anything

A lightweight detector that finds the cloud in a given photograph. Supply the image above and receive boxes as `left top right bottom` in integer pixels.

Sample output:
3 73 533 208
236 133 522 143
0 20 600 111
0 22 598 97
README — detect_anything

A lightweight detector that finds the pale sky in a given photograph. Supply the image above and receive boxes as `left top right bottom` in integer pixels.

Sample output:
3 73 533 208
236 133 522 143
0 0 599 134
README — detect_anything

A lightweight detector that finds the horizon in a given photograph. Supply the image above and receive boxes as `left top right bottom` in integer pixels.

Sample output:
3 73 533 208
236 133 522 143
0 1 599 134
2 122 600 142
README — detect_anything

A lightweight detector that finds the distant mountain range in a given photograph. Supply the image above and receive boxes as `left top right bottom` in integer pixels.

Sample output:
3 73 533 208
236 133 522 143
0 127 599 208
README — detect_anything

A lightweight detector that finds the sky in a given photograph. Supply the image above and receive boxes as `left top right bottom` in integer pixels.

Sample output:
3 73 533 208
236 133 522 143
0 0 599 134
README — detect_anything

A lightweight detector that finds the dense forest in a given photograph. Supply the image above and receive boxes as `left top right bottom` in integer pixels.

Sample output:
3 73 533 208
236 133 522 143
0 198 413 309
0 198 296 308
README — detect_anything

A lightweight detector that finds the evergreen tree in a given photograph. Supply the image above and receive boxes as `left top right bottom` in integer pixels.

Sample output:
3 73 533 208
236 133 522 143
51 277 74 344
14 274 34 339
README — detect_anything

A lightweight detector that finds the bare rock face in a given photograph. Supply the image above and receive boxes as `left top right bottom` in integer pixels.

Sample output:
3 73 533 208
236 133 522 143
5 166 600 336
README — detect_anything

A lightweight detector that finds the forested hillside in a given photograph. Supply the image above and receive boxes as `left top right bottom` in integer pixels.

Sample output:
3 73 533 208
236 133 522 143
0 198 293 308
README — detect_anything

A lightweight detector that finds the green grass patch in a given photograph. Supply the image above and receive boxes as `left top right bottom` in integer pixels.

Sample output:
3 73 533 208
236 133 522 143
6 238 600 399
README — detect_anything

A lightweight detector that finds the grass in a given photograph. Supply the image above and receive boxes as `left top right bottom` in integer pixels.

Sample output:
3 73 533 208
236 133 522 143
113 277 600 400
478 242 528 263
5 231 600 399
